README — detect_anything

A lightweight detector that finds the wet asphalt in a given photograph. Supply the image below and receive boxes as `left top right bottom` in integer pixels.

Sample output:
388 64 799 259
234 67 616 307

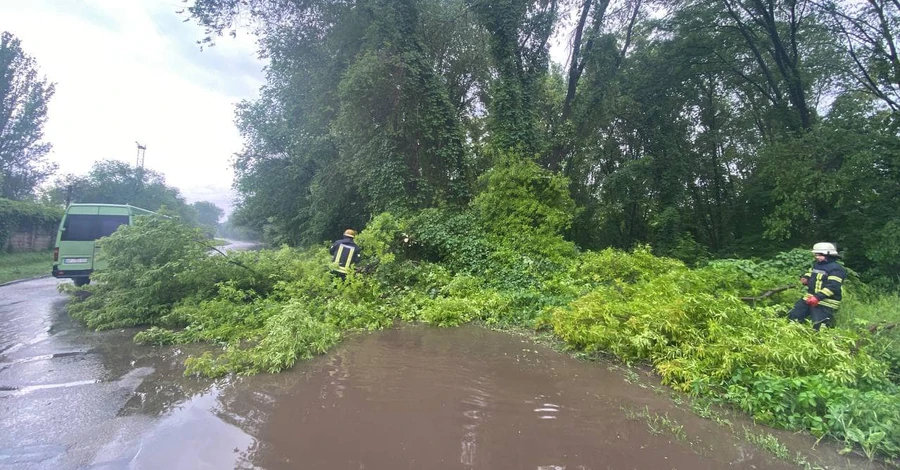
0 241 259 470
1 276 150 469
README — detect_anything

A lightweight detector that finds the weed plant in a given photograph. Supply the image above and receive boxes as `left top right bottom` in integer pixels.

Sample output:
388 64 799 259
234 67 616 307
63 189 900 459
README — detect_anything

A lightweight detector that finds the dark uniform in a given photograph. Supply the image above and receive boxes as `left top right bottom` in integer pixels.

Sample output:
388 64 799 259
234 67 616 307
788 258 846 330
329 236 360 280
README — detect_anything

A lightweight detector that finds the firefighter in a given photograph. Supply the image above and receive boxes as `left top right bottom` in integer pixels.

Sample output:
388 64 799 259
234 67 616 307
329 229 361 280
788 242 846 330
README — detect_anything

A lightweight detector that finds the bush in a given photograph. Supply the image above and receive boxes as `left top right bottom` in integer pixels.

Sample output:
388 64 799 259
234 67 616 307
183 300 342 377
550 249 900 458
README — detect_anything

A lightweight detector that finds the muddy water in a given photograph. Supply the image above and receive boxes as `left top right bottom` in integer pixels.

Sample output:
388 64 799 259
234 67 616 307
149 326 798 470
1 280 859 470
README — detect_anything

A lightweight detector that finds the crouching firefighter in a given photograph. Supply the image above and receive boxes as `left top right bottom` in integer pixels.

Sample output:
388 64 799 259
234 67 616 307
330 229 361 280
788 242 846 331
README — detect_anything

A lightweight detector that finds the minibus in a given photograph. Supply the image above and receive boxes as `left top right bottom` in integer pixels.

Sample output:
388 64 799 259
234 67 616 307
52 203 156 286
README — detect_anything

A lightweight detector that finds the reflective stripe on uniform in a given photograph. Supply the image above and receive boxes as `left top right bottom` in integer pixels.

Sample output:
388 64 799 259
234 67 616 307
820 299 841 308
828 276 843 283
820 287 834 297
335 245 347 273
343 247 355 271
334 245 355 274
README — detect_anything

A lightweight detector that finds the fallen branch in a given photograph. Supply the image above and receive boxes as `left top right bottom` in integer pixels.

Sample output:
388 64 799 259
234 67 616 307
196 237 260 276
740 284 794 304
867 323 897 335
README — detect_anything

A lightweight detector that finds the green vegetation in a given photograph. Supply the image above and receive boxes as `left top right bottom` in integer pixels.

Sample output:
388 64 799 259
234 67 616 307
0 199 62 251
0 31 56 200
622 406 687 441
45 160 224 230
65 197 900 460
741 427 825 470
185 0 900 285
57 0 900 463
0 250 52 284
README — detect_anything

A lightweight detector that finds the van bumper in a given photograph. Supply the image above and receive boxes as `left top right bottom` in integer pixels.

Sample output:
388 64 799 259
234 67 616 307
52 266 92 279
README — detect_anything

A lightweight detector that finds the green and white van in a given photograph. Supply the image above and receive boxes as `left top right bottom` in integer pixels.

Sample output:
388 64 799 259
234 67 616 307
52 203 156 286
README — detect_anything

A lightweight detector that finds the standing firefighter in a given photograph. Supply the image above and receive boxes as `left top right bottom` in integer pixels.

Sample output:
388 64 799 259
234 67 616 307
330 229 361 280
788 242 846 330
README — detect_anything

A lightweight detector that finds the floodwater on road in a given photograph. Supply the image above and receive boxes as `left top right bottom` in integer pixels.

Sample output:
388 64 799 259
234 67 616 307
0 277 876 470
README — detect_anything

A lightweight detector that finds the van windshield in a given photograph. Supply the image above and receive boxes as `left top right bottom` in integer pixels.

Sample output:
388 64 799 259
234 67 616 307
61 215 130 241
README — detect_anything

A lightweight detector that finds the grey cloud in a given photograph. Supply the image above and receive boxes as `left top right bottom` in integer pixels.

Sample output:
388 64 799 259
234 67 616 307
148 7 264 99
49 0 122 32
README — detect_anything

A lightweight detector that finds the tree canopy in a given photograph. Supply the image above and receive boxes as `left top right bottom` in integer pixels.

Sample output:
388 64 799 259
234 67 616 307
0 31 56 200
48 159 223 229
187 0 900 281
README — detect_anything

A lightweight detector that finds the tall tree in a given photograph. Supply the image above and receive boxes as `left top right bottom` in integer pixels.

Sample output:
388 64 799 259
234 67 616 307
0 31 56 200
190 0 480 245
820 0 900 112
467 0 559 155
674 0 840 135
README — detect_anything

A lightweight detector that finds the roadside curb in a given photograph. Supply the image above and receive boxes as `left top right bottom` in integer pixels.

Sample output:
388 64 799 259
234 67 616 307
0 274 53 288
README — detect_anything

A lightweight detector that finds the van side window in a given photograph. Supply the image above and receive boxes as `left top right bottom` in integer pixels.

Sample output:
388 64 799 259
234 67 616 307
98 216 129 238
61 215 130 241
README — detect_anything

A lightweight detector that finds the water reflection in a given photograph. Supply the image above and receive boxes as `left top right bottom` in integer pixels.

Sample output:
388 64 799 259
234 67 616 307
533 399 560 420
460 377 490 467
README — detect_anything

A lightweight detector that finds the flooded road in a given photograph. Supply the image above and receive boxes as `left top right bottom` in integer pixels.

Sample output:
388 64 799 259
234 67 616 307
240 327 795 470
0 275 869 469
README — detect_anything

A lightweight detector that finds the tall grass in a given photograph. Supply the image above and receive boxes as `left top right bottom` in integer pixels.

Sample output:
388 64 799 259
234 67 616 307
840 293 900 384
0 251 53 284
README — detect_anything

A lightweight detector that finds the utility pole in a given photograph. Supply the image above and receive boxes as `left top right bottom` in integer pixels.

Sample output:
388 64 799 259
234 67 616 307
133 141 147 204
135 142 147 169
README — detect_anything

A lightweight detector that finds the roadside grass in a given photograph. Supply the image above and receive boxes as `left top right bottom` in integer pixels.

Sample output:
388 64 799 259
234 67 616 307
622 406 687 441
0 251 53 284
840 293 900 383
742 427 825 470
839 293 900 328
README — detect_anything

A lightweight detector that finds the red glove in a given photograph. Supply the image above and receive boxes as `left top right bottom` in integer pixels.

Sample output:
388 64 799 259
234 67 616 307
800 277 808 285
805 296 819 307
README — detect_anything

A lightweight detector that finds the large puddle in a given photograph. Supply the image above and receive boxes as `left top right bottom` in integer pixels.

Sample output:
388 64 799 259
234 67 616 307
123 326 811 470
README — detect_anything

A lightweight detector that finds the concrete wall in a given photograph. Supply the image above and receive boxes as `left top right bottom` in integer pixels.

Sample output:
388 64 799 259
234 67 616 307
3 220 57 253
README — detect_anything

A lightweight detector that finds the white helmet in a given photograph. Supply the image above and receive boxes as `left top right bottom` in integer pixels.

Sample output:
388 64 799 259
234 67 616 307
811 242 840 257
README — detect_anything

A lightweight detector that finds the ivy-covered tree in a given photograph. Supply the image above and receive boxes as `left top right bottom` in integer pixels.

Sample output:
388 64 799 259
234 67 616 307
190 0 483 245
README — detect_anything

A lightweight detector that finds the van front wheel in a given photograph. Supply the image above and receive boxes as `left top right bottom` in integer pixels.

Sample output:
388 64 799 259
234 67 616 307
73 277 91 287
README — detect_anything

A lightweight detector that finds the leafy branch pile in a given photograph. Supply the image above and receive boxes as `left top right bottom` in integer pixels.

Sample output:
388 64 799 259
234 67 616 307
67 164 900 459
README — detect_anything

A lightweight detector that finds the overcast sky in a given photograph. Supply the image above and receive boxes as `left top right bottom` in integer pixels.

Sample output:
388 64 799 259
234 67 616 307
0 0 265 216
